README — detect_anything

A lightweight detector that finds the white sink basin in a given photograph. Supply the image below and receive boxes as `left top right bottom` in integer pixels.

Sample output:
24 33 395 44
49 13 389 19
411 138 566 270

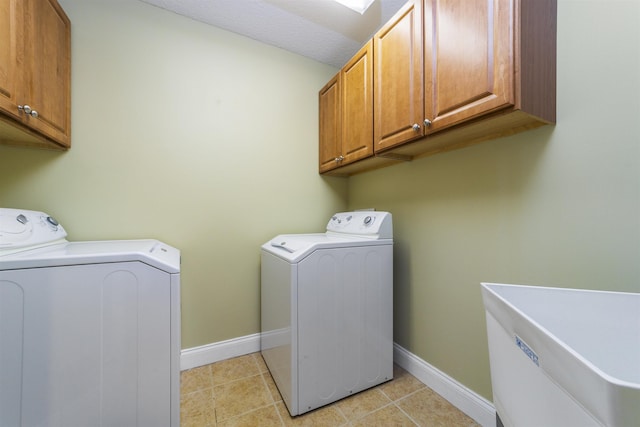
481 282 640 427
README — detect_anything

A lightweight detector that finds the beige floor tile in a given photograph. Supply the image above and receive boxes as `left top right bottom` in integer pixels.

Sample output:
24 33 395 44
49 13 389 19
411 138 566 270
181 353 480 427
336 388 392 421
181 365 213 394
263 371 283 403
379 364 426 401
254 352 269 373
218 404 283 427
352 404 418 427
212 354 262 385
277 401 348 427
180 388 216 427
214 374 274 422
397 388 480 427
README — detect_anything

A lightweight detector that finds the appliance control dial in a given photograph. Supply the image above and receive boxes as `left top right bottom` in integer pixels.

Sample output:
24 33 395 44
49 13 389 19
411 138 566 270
46 216 59 227
0 208 67 253
325 211 391 238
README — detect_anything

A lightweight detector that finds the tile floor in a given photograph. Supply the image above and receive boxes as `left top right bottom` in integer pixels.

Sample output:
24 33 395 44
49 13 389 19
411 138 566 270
181 352 480 426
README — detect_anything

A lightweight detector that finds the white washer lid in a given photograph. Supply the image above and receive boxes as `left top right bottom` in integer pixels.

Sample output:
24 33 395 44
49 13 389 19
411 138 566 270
262 233 392 263
0 239 180 273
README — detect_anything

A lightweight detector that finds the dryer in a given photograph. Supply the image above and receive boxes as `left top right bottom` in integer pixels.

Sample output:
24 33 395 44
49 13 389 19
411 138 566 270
0 208 180 427
261 210 393 416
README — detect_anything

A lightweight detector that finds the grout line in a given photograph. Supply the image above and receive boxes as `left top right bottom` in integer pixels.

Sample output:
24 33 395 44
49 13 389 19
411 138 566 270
363 400 405 423
394 401 421 427
377 387 393 402
250 352 262 373
393 385 428 404
180 386 215 398
272 402 286 427
211 357 283 425
213 371 264 390
216 402 282 426
334 404 350 427
259 371 278 404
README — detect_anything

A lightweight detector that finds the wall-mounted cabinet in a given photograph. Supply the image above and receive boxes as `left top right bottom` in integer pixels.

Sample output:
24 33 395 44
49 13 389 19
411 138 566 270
0 0 71 150
320 0 556 176
319 74 341 172
0 0 23 122
319 41 379 173
373 0 424 152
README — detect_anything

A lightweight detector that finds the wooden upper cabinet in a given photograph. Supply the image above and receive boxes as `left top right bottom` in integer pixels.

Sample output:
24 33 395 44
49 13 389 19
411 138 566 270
319 41 373 173
373 0 556 162
425 0 514 133
341 41 373 165
0 0 70 149
322 0 556 175
319 73 342 173
374 0 424 152
22 0 71 147
0 0 22 120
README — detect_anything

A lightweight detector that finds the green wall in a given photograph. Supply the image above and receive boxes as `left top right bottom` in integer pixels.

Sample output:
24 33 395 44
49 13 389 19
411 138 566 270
0 0 347 349
0 0 638 403
348 0 640 399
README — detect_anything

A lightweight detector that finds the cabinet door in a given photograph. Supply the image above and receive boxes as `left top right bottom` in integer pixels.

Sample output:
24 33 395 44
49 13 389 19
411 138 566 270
374 0 424 152
425 0 514 133
341 40 373 165
319 73 342 173
22 0 71 147
0 0 22 119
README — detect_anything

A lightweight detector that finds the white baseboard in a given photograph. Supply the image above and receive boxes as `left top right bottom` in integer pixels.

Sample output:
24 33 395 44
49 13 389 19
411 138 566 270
180 336 495 426
180 333 260 371
393 343 496 427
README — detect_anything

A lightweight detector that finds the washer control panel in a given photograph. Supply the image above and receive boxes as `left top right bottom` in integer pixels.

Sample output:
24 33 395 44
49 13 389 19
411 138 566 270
326 211 392 238
0 208 68 253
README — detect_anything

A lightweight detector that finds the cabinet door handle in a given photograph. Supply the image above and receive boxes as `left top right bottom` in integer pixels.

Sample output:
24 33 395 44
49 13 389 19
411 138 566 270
412 123 421 131
18 105 39 118
424 119 432 127
335 156 344 162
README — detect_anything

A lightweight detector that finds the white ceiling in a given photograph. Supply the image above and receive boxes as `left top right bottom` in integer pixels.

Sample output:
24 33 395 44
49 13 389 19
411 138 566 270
138 0 407 68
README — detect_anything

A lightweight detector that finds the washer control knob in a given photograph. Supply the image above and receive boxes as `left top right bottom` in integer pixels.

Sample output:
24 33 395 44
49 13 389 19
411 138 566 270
16 214 28 224
46 216 59 227
364 216 373 226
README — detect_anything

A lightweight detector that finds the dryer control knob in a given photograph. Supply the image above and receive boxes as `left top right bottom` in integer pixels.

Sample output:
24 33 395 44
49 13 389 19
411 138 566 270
364 216 373 226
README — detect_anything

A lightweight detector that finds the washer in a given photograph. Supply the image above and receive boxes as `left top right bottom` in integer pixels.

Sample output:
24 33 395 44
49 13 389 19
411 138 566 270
261 210 393 416
0 208 181 427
